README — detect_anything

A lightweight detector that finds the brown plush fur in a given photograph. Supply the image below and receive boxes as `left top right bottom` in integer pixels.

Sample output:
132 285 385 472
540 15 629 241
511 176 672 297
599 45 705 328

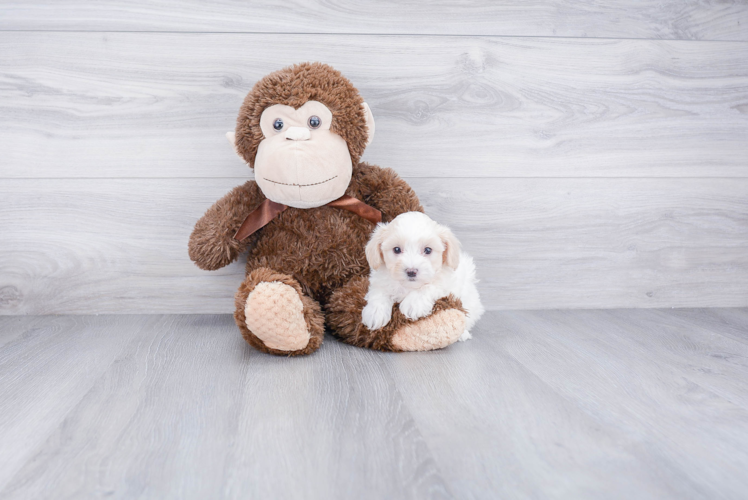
235 62 370 168
190 161 424 355
189 62 465 355
326 276 466 351
188 181 264 271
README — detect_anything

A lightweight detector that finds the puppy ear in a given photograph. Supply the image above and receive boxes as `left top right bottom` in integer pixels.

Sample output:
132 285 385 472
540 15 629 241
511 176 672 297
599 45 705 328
439 225 461 269
365 223 387 270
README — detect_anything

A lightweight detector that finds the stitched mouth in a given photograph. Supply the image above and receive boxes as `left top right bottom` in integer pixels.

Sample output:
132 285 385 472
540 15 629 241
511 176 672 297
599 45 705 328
262 175 337 187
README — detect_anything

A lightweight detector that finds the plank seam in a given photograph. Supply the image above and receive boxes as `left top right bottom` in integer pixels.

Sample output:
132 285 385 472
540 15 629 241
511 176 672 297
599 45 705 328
2 29 748 44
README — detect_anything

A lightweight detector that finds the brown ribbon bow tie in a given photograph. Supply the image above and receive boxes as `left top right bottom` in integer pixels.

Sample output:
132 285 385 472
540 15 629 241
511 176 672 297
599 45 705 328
234 195 382 242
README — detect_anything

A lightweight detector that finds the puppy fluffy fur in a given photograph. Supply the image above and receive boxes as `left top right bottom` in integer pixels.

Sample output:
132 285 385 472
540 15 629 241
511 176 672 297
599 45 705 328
362 212 484 340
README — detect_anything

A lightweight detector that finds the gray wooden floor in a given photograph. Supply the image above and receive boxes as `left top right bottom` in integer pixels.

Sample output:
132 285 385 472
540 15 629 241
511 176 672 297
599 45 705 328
1 309 747 499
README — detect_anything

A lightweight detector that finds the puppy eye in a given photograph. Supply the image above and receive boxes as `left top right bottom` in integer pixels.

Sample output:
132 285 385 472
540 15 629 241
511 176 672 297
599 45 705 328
393 247 401 254
273 118 284 131
424 247 432 255
308 115 321 129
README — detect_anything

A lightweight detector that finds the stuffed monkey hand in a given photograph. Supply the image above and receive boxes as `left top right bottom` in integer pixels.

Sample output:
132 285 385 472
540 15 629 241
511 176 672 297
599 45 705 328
188 181 263 271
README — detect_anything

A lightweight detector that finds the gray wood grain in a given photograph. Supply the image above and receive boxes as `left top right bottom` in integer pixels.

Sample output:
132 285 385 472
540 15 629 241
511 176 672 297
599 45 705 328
493 309 748 500
419 177 748 311
1 177 746 315
1 1 747 41
387 308 748 499
2 32 747 179
0 314 451 500
661 308 748 346
0 315 153 493
385 323 701 499
0 315 47 349
2 310 748 499
598 308 748 411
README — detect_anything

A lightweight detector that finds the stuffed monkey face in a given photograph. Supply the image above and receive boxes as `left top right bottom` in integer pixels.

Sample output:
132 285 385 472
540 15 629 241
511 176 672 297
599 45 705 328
253 101 354 209
232 63 376 208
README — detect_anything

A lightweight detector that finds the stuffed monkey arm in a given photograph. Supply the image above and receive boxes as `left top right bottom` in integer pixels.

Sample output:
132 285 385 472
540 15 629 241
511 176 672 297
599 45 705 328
188 180 264 271
353 163 423 221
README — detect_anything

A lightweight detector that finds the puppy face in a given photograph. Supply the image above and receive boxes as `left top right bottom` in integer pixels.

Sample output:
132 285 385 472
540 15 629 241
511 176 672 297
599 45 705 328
365 212 460 290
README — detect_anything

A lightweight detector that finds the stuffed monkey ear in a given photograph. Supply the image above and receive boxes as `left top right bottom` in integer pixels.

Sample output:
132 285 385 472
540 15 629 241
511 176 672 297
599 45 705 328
439 225 461 270
362 103 375 146
365 223 387 270
226 131 246 163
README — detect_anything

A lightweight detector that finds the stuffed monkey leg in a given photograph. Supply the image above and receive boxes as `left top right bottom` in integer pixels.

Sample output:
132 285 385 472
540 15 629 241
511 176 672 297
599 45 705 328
326 276 466 352
235 267 325 356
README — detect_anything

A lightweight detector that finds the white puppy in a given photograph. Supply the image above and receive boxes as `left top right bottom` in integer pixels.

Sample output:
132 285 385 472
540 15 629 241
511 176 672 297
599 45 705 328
361 212 484 341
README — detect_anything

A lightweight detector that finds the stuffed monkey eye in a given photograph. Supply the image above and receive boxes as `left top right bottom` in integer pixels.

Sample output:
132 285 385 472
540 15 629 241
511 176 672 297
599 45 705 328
393 247 402 254
273 118 284 131
424 247 432 255
308 115 321 129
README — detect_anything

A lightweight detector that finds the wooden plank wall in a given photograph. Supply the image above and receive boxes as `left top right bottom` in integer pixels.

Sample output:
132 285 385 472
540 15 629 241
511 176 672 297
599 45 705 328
1 2 747 314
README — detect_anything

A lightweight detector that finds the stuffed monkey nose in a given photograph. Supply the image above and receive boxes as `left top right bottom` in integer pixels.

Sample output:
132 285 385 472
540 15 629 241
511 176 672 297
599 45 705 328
285 127 311 141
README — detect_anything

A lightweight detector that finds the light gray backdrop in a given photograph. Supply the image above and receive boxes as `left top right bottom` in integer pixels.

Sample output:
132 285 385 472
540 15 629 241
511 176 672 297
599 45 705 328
1 1 747 314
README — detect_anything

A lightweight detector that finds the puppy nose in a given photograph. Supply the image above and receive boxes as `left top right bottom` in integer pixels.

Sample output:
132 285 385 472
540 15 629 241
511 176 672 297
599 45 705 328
406 268 418 278
285 127 311 141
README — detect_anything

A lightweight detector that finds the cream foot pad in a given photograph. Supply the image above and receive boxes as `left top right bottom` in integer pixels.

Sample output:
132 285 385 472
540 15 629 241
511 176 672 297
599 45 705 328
391 309 466 352
244 281 310 352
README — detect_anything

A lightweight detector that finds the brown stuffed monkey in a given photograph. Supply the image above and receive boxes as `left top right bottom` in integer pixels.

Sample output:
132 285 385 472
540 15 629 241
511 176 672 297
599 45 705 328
188 62 466 356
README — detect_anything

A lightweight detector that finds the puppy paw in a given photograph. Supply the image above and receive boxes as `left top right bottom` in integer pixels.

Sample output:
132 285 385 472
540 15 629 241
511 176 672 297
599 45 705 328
458 329 472 342
362 302 393 330
399 294 436 321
